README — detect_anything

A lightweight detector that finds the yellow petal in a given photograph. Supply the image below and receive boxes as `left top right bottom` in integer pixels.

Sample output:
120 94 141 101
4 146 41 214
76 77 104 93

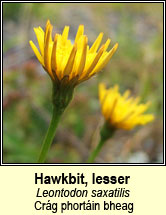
122 90 130 99
29 40 44 65
44 20 51 43
139 114 155 125
99 83 106 102
93 43 118 74
77 36 88 76
103 94 118 121
62 26 69 45
44 24 53 77
108 97 118 119
104 39 111 51
89 32 103 53
51 34 58 78
83 44 105 78
75 25 84 43
63 43 77 76
34 27 44 56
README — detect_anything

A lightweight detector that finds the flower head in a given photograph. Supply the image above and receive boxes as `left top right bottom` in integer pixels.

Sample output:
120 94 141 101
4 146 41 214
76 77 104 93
29 20 118 86
99 84 154 130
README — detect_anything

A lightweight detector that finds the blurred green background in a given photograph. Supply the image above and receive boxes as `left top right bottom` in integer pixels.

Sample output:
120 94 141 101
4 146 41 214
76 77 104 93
3 3 163 163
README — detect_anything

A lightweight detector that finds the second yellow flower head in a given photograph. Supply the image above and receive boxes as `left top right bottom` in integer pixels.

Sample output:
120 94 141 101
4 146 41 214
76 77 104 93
29 20 118 86
99 84 154 130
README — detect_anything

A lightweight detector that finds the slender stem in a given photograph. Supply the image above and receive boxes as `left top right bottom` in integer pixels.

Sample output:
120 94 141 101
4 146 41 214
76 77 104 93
87 138 105 163
37 107 63 163
87 123 116 163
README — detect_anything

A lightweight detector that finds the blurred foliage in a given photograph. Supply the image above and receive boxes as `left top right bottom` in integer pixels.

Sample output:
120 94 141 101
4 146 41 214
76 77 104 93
3 3 163 163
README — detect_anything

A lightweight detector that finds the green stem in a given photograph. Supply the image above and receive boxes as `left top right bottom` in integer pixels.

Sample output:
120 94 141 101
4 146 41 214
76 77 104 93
37 107 63 163
87 122 116 163
87 138 105 163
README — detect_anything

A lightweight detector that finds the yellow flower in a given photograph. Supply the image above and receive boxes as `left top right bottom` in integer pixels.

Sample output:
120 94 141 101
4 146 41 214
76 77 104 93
29 20 118 85
99 84 154 130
